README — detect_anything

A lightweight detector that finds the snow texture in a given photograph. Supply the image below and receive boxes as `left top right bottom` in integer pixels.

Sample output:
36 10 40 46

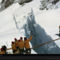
0 0 60 54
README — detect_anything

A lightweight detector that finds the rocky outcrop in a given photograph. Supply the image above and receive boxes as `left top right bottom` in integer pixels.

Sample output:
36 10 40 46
0 0 33 11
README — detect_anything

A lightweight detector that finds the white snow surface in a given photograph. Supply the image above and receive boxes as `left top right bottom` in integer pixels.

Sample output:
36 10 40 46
0 0 60 54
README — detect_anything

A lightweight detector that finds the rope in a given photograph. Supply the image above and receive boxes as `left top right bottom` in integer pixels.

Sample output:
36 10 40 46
31 38 60 49
6 37 60 50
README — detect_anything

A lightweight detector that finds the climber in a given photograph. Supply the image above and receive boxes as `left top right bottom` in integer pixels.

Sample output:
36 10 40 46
14 38 19 49
18 37 24 54
0 48 5 54
0 45 7 54
11 41 17 54
59 25 60 37
11 41 19 54
24 36 32 54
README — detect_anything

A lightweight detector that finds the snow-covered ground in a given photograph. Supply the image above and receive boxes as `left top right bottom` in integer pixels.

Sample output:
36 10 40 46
0 0 60 54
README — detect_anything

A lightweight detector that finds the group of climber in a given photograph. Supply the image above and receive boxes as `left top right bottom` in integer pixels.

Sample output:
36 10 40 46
0 36 32 54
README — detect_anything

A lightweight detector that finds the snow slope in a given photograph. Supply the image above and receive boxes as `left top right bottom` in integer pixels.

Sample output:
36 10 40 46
0 2 37 54
0 3 22 54
0 0 60 54
0 3 20 47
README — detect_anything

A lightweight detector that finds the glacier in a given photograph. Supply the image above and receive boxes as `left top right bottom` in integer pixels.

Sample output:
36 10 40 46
0 0 60 54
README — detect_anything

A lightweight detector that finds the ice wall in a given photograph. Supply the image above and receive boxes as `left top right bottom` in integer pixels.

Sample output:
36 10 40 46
23 9 60 54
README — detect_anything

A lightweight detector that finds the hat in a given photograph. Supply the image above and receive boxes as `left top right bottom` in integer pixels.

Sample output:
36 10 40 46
12 41 14 44
20 37 22 40
14 38 17 41
24 37 27 40
1 48 3 51
18 40 21 42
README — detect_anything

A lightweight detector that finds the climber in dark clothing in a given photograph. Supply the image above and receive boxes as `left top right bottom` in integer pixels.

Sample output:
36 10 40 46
0 45 7 54
59 26 60 37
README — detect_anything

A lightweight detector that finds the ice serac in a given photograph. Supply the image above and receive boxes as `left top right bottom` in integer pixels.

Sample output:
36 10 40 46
23 9 60 54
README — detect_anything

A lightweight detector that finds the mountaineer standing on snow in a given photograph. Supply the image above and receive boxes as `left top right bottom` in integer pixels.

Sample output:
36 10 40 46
11 41 17 54
0 45 7 54
11 38 20 54
14 38 19 50
24 36 32 54
18 37 24 54
11 41 20 54
59 26 60 37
